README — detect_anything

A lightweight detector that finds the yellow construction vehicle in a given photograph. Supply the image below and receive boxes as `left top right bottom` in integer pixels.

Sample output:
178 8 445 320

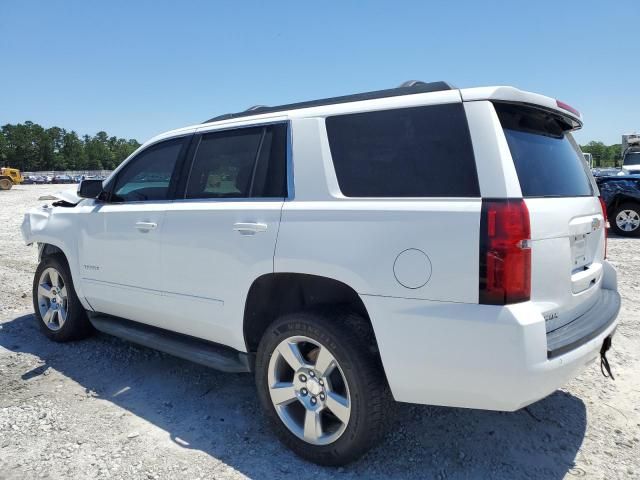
0 167 24 190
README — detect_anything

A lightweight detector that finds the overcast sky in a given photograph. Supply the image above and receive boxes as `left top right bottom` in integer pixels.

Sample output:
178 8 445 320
2 0 638 145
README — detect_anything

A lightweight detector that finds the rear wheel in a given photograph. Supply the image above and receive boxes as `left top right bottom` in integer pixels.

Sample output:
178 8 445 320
0 178 12 190
255 309 393 466
33 254 93 341
611 202 640 237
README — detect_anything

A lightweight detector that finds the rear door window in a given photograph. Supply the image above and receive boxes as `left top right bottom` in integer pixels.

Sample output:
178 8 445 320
185 124 287 199
494 103 593 198
325 104 479 197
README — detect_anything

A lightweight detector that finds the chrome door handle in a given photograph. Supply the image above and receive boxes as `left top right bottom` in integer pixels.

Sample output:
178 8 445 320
233 222 268 235
135 221 157 231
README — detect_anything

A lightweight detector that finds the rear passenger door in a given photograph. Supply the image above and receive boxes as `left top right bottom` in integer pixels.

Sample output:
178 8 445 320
159 122 288 351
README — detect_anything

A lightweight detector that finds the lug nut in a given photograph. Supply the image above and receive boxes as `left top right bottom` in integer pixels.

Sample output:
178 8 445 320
319 392 325 401
309 371 315 377
299 374 307 382
310 397 317 405
318 379 324 386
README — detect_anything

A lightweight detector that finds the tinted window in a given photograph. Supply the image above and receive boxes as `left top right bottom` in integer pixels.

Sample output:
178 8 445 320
325 104 479 197
112 138 184 202
185 124 287 199
623 152 640 166
495 103 593 198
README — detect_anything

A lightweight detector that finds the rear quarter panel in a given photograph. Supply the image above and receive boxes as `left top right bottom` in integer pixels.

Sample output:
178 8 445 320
276 116 481 303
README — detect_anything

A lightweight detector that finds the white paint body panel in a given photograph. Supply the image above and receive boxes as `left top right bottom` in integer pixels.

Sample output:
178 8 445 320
159 199 283 352
21 84 619 412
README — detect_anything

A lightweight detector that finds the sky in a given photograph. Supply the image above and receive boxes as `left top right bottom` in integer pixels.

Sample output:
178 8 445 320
1 0 639 145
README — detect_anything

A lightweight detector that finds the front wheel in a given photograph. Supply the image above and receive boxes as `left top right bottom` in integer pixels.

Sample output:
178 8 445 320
255 310 393 466
611 202 640 237
33 254 94 341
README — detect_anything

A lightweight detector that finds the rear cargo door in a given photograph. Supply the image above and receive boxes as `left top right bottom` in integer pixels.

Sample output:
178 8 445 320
494 103 606 332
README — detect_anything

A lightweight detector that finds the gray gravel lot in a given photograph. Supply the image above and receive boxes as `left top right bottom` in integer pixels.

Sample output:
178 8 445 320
1 184 639 479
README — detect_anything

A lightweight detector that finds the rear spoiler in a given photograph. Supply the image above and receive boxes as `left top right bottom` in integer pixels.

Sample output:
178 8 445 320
460 86 583 129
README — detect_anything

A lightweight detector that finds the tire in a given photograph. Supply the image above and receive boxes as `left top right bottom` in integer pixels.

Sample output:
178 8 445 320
0 178 12 190
32 254 94 342
611 202 640 237
255 309 393 466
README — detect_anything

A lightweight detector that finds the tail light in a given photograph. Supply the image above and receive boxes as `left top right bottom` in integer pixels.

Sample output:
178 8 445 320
479 199 531 305
599 197 608 259
556 99 581 118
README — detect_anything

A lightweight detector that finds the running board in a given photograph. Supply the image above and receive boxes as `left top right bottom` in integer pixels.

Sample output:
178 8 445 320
88 313 251 373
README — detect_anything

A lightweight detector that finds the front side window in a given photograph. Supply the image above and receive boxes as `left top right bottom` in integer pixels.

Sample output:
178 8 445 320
325 104 479 197
185 124 287 199
111 138 185 202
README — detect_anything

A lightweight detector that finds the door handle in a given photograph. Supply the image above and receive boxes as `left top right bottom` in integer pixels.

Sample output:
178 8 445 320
233 222 268 235
135 221 158 231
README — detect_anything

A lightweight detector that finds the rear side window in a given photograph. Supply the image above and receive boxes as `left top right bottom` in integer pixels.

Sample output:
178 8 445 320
325 104 479 197
495 103 593 198
185 124 287 199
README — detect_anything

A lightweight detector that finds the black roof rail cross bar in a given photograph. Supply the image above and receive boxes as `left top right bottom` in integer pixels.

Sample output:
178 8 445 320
204 80 456 123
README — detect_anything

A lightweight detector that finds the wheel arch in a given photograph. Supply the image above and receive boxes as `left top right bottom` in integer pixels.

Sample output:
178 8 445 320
35 241 90 309
243 273 378 355
609 194 640 215
39 243 65 261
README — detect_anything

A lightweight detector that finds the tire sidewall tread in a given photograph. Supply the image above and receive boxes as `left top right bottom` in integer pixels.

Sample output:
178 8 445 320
611 202 640 237
255 309 393 466
33 254 93 342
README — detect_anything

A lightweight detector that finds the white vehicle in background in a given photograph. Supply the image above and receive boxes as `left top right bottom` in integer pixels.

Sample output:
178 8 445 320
22 81 620 465
583 152 593 168
622 133 640 174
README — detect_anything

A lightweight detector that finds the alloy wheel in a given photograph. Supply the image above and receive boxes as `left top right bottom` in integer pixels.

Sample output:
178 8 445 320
267 335 351 445
37 267 68 331
615 208 640 232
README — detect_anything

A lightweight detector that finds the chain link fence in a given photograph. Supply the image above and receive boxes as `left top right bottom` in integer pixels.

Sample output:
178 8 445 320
23 170 113 178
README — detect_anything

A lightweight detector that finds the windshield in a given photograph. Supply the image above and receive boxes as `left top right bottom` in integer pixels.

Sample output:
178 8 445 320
623 152 640 166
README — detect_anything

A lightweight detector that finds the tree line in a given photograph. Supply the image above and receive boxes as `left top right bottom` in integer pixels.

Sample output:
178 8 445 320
0 120 626 172
0 121 141 172
579 141 623 168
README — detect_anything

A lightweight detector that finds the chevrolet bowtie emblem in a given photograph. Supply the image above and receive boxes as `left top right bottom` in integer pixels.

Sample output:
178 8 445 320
592 217 601 231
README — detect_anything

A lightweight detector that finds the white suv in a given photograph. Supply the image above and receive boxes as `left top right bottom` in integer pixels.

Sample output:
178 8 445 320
22 81 621 465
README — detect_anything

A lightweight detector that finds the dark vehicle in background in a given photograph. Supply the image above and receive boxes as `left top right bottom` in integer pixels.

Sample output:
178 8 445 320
52 175 74 184
23 175 47 184
596 175 640 236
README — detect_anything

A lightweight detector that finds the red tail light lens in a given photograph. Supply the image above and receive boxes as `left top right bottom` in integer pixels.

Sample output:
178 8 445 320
479 199 531 305
599 197 608 260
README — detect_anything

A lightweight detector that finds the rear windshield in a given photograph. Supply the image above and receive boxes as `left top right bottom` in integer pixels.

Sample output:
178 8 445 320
495 103 593 198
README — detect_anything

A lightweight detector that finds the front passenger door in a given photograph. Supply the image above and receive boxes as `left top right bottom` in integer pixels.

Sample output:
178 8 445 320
78 136 189 327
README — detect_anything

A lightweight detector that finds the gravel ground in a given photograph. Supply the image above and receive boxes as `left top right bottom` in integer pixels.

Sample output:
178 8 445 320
1 184 639 479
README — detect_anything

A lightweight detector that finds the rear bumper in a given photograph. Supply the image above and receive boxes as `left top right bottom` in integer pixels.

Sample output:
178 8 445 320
362 285 620 412
547 289 620 358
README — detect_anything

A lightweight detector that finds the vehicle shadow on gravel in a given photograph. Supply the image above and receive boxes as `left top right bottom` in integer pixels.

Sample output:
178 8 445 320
1 313 587 479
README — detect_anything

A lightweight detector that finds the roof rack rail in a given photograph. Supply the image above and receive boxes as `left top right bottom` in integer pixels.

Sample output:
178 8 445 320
204 80 455 123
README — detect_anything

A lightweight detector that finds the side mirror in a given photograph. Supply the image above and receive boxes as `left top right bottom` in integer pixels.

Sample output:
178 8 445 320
78 179 104 199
